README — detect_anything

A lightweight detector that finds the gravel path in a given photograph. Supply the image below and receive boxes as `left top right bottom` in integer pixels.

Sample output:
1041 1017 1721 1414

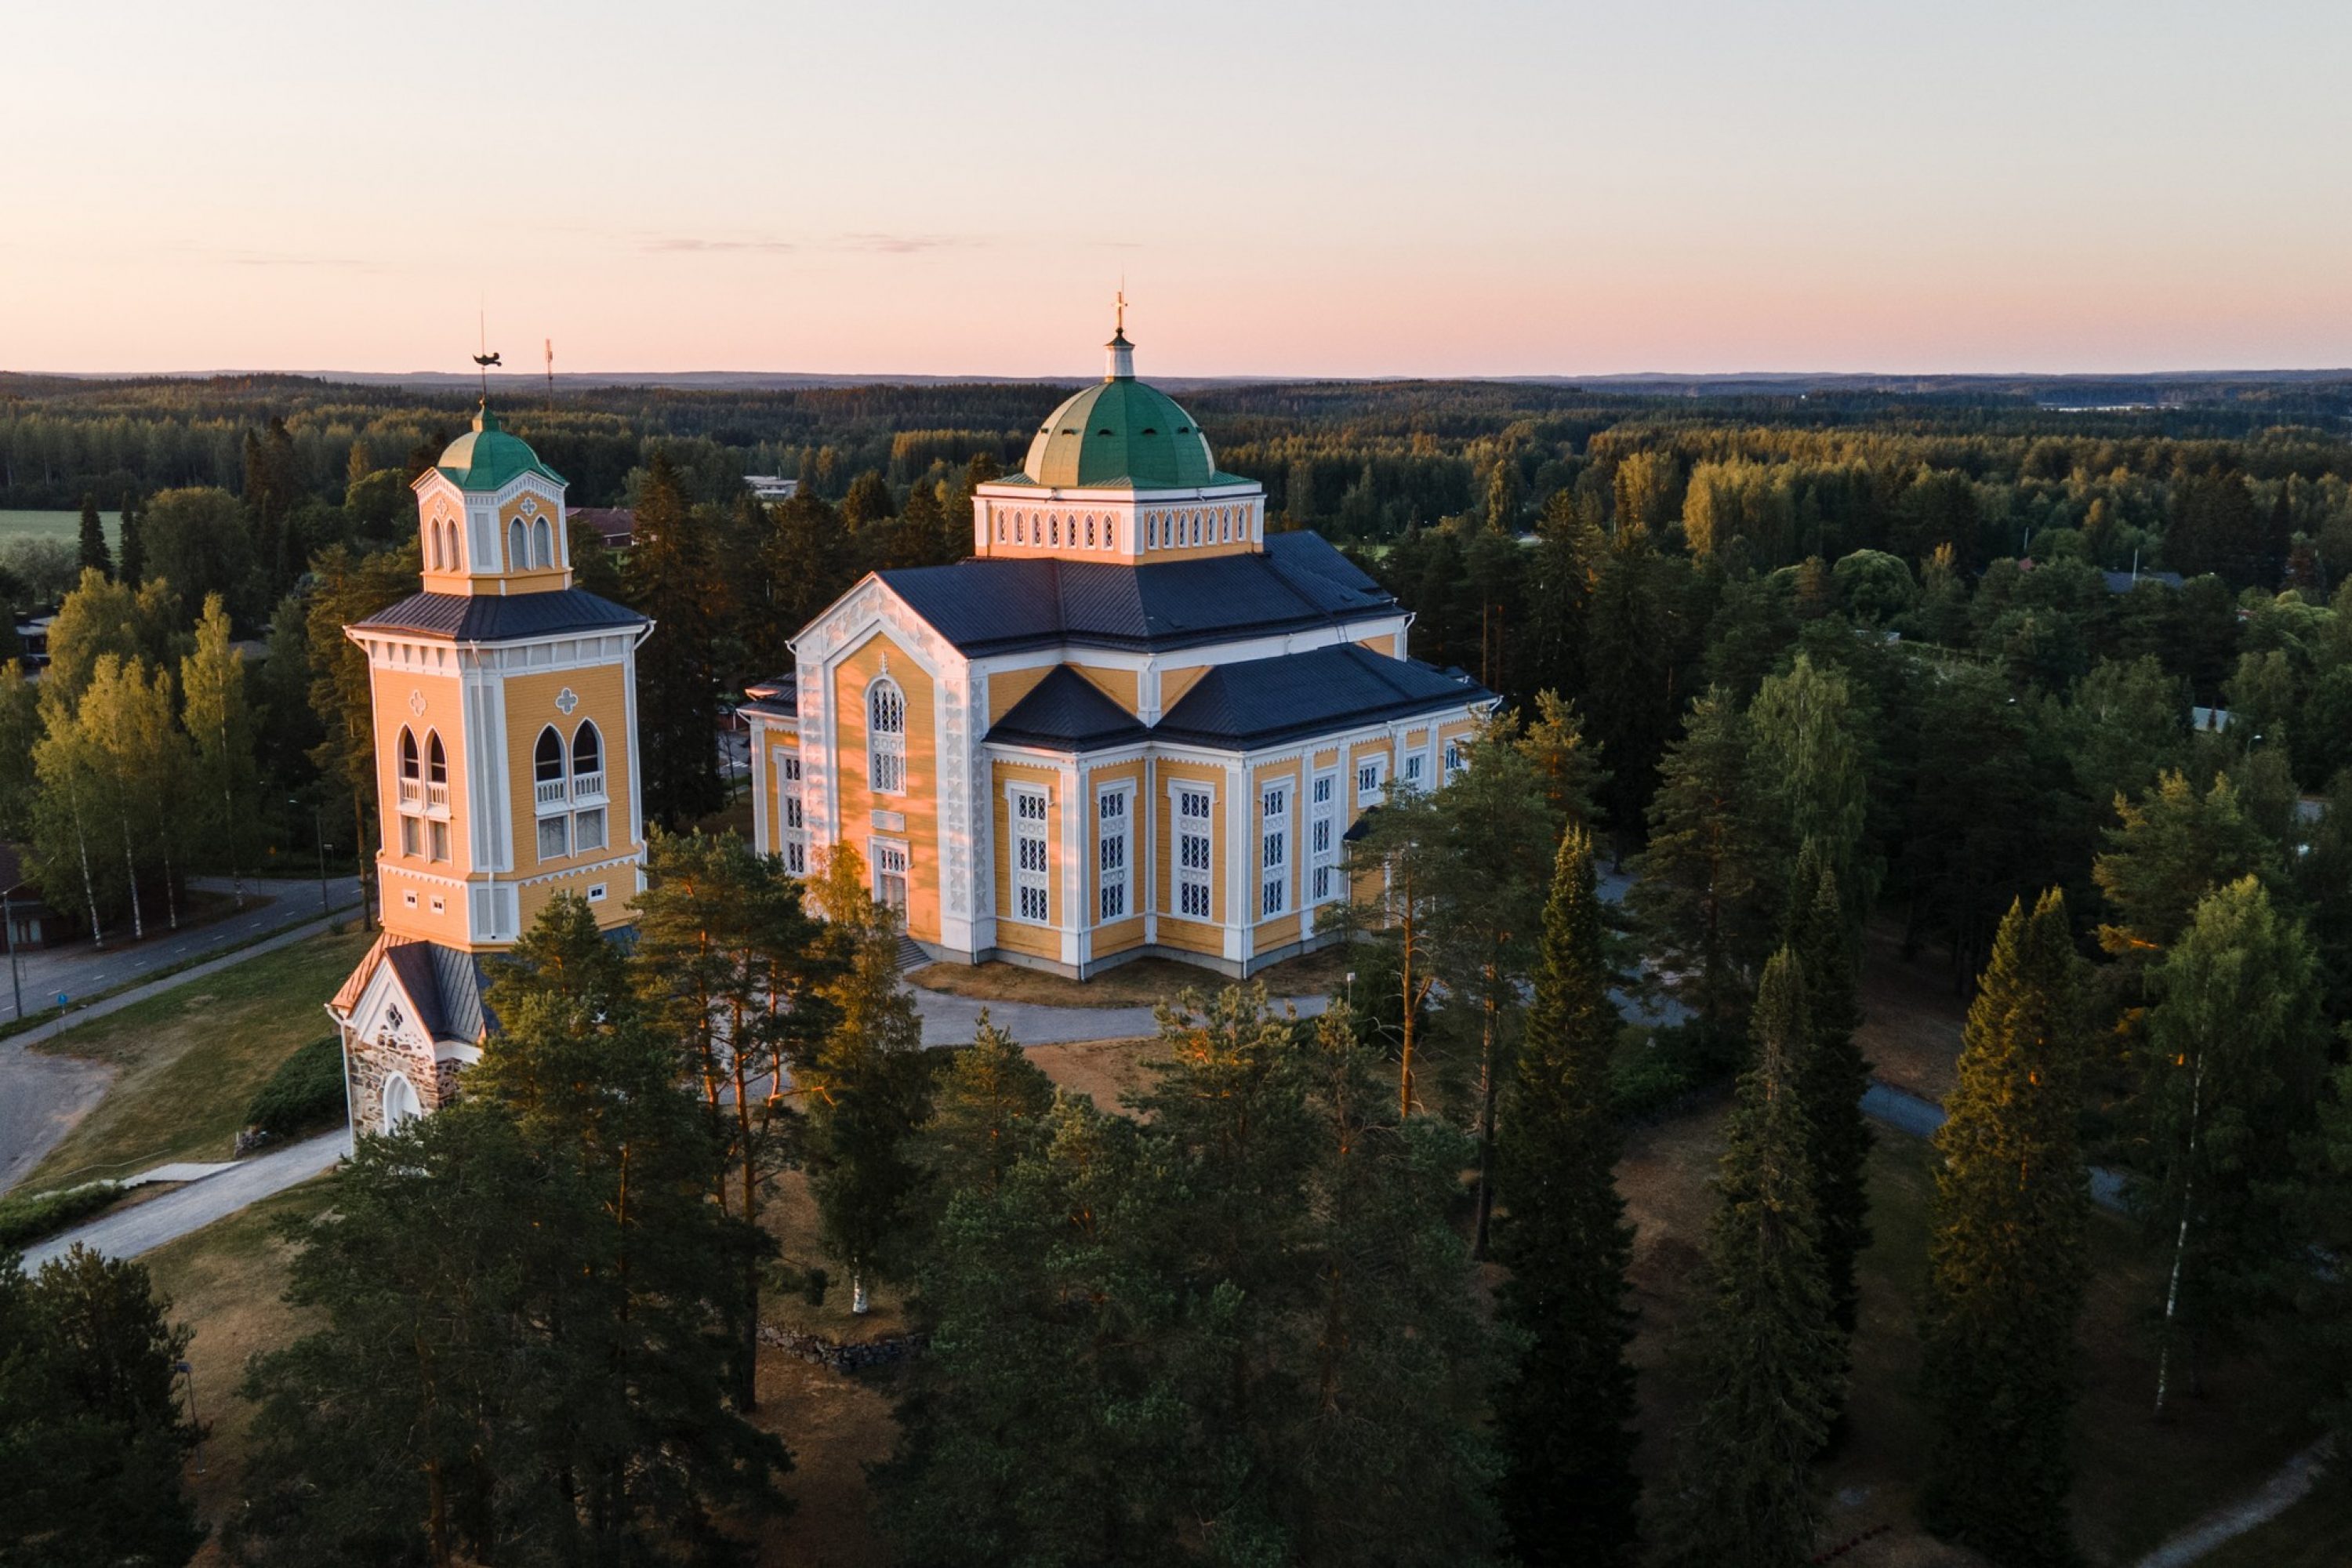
17 1129 350 1269
2133 1436 2335 1567
0 898 361 1195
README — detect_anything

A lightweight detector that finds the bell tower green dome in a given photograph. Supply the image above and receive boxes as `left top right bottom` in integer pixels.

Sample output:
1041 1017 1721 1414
1019 330 1225 491
435 402 565 492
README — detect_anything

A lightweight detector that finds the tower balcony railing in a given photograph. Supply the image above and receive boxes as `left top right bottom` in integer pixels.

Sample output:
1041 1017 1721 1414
426 782 450 813
535 777 569 809
397 778 422 809
534 771 605 811
571 769 605 803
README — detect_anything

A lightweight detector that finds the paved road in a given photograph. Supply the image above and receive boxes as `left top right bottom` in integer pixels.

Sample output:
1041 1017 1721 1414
2135 1436 2336 1567
1864 1081 2129 1214
19 1129 350 1269
0 902 363 1196
2 873 361 1023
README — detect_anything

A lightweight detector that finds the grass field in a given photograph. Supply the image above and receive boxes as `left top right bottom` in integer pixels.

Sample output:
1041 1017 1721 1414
24 927 371 1189
140 1177 339 1568
0 509 121 547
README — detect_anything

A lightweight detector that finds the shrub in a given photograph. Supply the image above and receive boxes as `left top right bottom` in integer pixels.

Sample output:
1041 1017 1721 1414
0 1181 125 1249
243 1035 347 1140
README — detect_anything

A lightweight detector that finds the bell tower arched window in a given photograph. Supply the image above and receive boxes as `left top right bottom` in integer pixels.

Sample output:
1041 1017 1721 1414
535 725 565 788
508 517 528 571
572 720 603 783
532 517 554 568
867 677 906 796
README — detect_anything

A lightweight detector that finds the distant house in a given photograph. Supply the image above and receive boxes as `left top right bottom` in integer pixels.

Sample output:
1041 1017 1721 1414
2191 706 2234 733
0 843 66 949
14 613 54 669
572 507 635 551
746 475 800 503
2101 568 2185 593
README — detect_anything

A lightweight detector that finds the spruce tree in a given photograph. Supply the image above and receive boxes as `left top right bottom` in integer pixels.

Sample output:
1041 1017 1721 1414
1662 948 1838 1568
626 452 730 827
1918 891 2088 1566
116 495 143 588
1493 825 1641 1566
75 493 111 579
1784 840 1872 1341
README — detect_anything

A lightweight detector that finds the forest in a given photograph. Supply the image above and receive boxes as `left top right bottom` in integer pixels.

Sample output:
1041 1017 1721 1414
3 366 2351 1566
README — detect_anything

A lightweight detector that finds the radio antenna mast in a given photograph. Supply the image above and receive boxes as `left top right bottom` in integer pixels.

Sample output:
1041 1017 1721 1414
543 338 554 407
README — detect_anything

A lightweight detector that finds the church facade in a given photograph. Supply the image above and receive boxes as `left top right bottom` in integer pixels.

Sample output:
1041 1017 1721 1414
746 325 1495 979
328 406 652 1132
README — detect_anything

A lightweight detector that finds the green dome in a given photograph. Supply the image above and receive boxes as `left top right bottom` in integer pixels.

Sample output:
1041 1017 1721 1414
436 403 564 492
1022 352 1218 490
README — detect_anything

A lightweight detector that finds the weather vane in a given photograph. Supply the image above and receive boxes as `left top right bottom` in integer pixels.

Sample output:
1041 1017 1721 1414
473 310 501 398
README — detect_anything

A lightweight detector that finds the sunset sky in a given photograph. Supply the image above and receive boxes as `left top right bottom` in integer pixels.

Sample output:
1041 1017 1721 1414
9 0 2350 378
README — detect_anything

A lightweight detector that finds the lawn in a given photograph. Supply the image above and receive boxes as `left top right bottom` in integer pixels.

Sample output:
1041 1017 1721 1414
0 509 121 547
138 1175 339 1567
23 927 372 1190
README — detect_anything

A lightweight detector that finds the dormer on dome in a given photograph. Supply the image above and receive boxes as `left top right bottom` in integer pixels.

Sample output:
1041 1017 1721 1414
972 316 1266 564
412 402 574 597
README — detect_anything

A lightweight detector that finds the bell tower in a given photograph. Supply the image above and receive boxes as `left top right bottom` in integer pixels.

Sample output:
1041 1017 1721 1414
328 401 654 1134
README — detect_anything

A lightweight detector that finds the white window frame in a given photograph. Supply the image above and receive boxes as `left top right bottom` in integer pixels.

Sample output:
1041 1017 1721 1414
1170 780 1217 922
1444 736 1465 780
1007 783 1051 926
1260 782 1290 920
1403 747 1426 790
776 750 806 876
1096 782 1134 924
536 813 569 862
572 804 607 854
872 837 910 914
1356 754 1385 806
867 677 907 797
1309 770 1339 906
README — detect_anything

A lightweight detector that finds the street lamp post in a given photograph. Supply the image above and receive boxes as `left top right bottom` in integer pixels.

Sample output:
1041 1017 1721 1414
313 804 331 919
1 886 22 1022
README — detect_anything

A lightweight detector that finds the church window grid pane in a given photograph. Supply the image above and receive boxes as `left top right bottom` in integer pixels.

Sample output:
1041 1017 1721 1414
1356 755 1385 805
868 677 907 796
1097 786 1131 923
1444 738 1465 779
1174 786 1214 921
1086 515 1096 548
1261 783 1290 919
778 751 806 876
573 806 607 853
538 813 570 861
428 818 451 863
1011 786 1051 924
1404 748 1426 789
1309 771 1338 905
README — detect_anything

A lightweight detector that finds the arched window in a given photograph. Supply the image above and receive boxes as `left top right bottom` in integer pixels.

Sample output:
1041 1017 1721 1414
1085 515 1096 548
572 720 602 779
507 518 528 570
426 524 442 572
532 517 554 568
426 731 447 786
398 728 419 781
535 725 564 784
448 520 463 570
867 677 906 795
382 1072 422 1131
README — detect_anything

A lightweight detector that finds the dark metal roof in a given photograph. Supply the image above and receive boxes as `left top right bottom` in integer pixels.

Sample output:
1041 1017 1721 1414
742 673 797 718
874 532 1394 656
2101 569 2186 593
1155 645 1492 750
350 588 648 642
988 666 1149 751
382 941 492 1043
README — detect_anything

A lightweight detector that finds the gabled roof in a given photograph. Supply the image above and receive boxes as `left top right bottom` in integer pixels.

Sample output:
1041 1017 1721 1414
332 934 492 1041
874 532 1395 657
988 666 1149 751
1155 644 1492 750
350 587 648 642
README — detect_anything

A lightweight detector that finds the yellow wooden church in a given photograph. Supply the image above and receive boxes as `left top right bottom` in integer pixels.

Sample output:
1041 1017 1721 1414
743 322 1495 980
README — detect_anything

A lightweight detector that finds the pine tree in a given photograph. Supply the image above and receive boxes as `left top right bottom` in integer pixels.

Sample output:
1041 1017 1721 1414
916 1013 1054 1212
1784 841 1872 1341
626 452 731 827
1918 891 2088 1565
1662 949 1838 1568
75 493 111 579
1748 652 1874 922
1493 825 1641 1566
306 540 421 930
1628 686 1771 1039
803 843 930 1316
